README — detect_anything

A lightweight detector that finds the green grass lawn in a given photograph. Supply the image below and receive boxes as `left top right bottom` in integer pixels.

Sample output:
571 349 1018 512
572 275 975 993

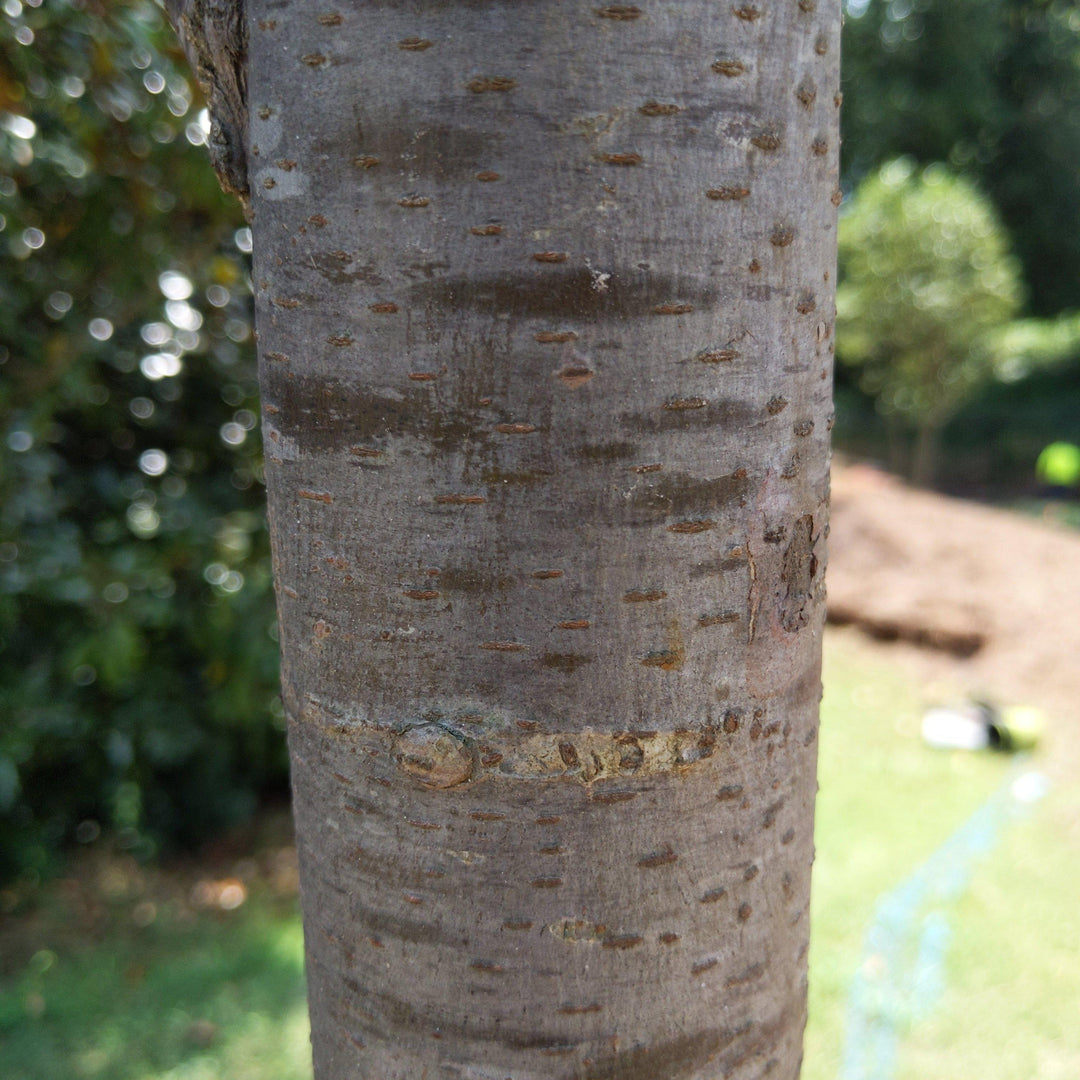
1 631 1077 1078
893 780 1080 1080
808 632 1080 1080
0 878 310 1080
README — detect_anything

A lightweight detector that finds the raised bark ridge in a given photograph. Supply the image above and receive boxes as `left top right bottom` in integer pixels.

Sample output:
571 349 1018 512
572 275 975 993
166 0 249 210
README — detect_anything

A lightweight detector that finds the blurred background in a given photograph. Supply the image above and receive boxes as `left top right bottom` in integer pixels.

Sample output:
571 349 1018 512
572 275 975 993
1 2 1078 1078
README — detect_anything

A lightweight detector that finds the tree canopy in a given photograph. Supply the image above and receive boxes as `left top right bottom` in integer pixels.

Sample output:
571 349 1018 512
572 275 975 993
836 159 1022 481
841 0 1080 316
0 0 279 879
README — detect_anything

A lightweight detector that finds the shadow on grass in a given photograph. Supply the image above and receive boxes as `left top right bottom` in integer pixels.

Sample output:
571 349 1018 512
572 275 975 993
0 841 311 1080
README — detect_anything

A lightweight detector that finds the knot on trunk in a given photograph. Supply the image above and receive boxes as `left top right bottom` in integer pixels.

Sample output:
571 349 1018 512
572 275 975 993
394 724 474 789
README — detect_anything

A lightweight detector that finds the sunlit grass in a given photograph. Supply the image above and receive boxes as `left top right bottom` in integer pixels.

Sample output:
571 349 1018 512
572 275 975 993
806 630 1078 1080
0 872 309 1080
895 781 1080 1080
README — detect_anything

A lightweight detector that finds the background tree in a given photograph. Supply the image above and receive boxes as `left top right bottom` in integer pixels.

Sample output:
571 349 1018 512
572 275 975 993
836 159 1022 482
841 0 1080 316
836 158 1080 483
0 0 281 880
169 0 840 1075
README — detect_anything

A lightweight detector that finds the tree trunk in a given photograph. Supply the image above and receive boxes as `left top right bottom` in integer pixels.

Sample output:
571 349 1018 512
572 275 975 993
182 1 840 1075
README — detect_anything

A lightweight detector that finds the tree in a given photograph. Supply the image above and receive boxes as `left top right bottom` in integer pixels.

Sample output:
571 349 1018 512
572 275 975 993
0 1 281 880
172 2 840 1077
835 159 1023 484
840 0 1080 317
835 158 1080 485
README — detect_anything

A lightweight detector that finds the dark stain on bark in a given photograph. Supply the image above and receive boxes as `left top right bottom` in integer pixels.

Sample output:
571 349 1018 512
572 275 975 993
690 556 751 578
622 470 749 526
343 795 380 817
575 440 639 463
580 1025 743 1080
324 122 498 182
412 268 718 319
357 988 416 1034
265 374 486 456
482 467 553 486
437 566 516 596
309 252 383 286
621 398 758 435
541 653 595 673
353 905 461 948
363 977 682 1054
779 514 818 632
715 1007 794 1075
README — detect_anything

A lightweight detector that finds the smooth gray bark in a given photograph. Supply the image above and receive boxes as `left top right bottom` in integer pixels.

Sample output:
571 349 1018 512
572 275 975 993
181 2 840 1076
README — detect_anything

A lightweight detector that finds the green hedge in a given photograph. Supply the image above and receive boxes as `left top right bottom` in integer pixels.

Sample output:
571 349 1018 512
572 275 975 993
0 1 283 880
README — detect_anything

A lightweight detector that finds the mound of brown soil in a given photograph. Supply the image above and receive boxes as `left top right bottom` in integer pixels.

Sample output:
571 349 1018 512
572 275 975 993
827 462 1080 764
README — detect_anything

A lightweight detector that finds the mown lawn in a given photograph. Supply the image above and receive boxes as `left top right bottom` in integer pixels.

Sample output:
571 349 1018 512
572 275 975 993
1 630 1076 1078
0 882 309 1079
0 834 310 1080
807 632 1080 1080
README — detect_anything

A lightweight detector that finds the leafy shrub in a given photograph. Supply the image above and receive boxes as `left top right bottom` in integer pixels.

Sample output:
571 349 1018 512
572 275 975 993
0 1 283 880
836 159 1023 482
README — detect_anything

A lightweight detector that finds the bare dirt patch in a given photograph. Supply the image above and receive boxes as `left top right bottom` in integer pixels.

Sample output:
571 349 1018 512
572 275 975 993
827 460 1080 772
